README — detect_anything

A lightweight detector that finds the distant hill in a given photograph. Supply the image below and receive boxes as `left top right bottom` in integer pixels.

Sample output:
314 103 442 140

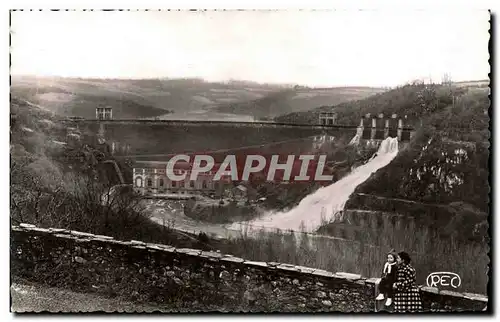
11 76 385 120
214 87 386 120
10 76 287 120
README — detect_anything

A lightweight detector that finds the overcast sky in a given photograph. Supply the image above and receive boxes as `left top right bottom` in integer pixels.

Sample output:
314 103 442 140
10 10 490 87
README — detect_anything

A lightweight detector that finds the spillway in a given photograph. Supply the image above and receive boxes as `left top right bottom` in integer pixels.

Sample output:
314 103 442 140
231 137 399 232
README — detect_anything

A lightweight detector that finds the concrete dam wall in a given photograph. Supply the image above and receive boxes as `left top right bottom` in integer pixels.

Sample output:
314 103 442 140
69 120 357 156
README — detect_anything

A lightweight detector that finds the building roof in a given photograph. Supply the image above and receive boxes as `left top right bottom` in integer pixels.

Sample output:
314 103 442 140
134 160 229 172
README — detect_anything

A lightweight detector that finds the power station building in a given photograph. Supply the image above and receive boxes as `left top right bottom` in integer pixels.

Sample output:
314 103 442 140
132 161 232 198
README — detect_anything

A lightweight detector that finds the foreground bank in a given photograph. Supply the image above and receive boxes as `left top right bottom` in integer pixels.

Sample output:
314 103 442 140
11 224 488 312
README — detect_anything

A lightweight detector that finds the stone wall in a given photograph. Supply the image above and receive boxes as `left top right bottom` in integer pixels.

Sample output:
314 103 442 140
11 224 488 312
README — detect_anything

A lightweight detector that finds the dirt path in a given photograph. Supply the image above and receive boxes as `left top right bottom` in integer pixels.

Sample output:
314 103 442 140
11 281 166 313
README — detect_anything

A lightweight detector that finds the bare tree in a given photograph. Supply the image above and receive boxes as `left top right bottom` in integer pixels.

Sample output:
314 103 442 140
441 73 453 86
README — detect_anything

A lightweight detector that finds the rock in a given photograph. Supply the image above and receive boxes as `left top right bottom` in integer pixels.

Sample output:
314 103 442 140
173 277 184 286
299 303 306 308
298 286 306 291
74 256 87 264
316 291 327 298
292 279 300 285
244 290 256 301
166 271 175 277
219 270 232 281
322 300 333 307
271 281 278 287
316 282 324 287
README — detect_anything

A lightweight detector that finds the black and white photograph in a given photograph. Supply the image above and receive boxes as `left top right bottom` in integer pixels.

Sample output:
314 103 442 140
8 8 491 313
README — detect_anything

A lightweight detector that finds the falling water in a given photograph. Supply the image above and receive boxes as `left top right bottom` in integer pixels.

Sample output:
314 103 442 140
231 137 399 233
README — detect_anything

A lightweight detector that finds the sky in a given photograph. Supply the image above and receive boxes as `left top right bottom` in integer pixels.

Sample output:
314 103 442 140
10 10 490 87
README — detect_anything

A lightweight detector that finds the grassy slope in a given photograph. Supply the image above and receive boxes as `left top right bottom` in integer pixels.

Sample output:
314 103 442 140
215 87 386 119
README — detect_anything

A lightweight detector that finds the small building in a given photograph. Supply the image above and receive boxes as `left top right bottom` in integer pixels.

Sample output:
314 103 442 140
319 111 337 125
96 107 113 120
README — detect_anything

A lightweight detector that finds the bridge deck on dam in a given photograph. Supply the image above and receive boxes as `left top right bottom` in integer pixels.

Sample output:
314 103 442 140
67 119 415 131
67 120 414 157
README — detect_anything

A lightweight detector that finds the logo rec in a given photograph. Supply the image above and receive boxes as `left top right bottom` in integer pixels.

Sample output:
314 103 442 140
426 272 461 289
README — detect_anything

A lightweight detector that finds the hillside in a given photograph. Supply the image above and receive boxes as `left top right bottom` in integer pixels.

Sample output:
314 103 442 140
10 97 218 250
336 83 490 242
214 87 386 120
276 80 489 126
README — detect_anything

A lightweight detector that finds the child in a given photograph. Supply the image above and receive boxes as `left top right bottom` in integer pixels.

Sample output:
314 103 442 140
376 249 398 306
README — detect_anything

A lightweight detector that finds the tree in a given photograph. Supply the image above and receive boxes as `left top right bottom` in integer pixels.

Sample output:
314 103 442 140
416 84 439 115
441 73 453 86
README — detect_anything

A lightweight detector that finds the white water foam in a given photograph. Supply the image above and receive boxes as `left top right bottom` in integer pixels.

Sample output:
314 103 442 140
231 137 399 233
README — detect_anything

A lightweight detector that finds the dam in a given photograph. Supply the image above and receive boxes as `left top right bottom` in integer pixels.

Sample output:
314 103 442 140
66 117 414 158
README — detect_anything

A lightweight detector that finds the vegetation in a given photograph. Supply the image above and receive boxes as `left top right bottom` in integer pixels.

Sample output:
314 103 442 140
10 99 210 250
219 224 488 294
346 87 489 217
275 81 485 126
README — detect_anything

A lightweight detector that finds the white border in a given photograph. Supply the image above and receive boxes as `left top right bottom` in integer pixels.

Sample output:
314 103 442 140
2 1 498 321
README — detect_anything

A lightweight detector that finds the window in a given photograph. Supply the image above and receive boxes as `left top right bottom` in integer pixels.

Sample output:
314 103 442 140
159 179 164 187
135 177 143 188
147 178 152 187
202 181 207 189
180 181 184 188
189 181 195 188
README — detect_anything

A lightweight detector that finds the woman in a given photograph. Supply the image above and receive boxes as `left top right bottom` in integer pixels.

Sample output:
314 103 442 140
392 251 423 312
